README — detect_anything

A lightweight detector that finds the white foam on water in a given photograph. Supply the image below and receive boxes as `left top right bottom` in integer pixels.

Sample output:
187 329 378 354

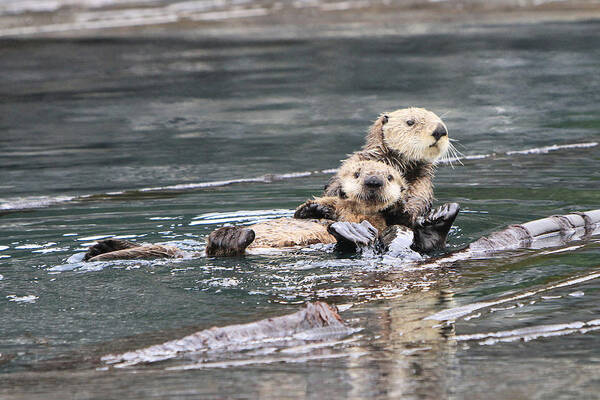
195 209 293 220
455 318 600 345
1 142 595 213
188 7 270 21
76 235 113 241
0 14 180 37
14 242 56 250
32 247 69 254
425 269 600 321
0 0 158 15
191 209 293 226
138 177 264 192
0 195 76 210
505 142 598 155
112 234 141 239
7 294 39 304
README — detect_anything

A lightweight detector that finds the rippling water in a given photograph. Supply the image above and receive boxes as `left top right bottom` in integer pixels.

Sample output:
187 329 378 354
1 19 600 399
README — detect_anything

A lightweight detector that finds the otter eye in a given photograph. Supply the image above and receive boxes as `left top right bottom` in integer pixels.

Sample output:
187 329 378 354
353 172 360 179
406 119 415 127
387 175 393 181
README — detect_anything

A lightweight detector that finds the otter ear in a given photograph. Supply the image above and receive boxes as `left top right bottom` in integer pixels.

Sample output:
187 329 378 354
368 114 388 143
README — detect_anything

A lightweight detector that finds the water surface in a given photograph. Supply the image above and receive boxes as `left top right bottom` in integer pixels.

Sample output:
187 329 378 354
1 20 600 399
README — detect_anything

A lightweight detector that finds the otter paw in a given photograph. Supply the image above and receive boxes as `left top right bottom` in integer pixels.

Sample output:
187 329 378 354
206 226 256 257
380 225 413 251
294 201 337 220
412 202 460 253
380 225 422 259
416 202 460 229
84 239 138 261
328 220 379 249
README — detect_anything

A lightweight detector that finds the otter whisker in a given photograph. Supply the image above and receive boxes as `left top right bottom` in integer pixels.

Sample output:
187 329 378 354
438 142 460 168
450 140 468 151
450 142 465 161
444 142 464 167
445 150 457 168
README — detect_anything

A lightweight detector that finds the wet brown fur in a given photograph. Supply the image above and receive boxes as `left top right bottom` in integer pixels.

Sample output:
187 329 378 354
87 244 184 261
249 218 336 248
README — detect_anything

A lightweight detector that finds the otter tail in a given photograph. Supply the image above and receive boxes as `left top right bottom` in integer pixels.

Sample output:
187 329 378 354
84 239 139 261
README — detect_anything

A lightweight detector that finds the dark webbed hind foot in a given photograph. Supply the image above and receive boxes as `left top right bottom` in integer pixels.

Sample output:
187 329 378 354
412 202 460 253
206 226 256 257
327 220 378 252
84 239 139 261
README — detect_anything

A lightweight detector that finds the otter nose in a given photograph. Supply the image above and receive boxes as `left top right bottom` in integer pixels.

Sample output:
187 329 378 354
364 175 384 189
432 123 447 141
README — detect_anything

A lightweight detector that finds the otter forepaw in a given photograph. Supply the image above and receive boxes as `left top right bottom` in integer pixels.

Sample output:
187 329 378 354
328 220 379 251
380 225 413 251
84 239 139 261
412 202 460 253
380 225 422 259
206 226 256 257
294 201 337 220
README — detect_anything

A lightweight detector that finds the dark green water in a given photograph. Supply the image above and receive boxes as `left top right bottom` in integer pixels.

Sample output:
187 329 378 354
1 20 599 399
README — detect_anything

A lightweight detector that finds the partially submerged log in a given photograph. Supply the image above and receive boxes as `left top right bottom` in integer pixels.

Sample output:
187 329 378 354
409 209 600 268
102 302 349 368
468 209 600 253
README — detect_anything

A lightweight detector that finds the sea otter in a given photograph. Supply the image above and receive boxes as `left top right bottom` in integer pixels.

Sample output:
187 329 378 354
322 107 460 252
83 160 407 261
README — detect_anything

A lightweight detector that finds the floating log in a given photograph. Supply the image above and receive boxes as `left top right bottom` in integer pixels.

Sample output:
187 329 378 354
469 209 600 253
102 302 349 368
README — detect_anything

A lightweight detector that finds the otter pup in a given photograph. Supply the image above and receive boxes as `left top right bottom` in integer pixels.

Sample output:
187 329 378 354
294 159 406 232
322 107 460 252
83 160 407 261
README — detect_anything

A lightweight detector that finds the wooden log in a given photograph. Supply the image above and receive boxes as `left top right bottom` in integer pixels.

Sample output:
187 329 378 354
101 302 348 368
468 209 600 253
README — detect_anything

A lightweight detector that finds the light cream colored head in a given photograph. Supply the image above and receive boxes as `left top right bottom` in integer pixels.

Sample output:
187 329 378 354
338 160 407 211
368 107 451 163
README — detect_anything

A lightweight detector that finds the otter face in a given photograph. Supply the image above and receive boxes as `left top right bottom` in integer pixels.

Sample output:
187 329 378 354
379 108 449 163
338 160 406 211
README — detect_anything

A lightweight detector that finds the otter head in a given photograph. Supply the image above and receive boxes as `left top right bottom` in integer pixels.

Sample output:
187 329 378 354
338 160 407 212
368 107 450 163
